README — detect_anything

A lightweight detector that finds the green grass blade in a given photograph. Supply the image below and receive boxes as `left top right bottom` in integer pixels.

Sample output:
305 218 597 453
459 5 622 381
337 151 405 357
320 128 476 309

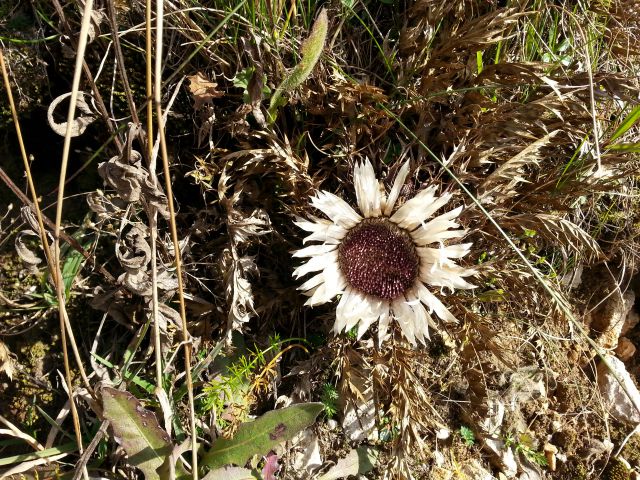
609 104 640 143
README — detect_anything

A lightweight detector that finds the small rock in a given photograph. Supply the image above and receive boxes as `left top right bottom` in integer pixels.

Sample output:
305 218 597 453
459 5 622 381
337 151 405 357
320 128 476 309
590 290 634 350
623 308 640 336
597 355 640 424
615 337 636 362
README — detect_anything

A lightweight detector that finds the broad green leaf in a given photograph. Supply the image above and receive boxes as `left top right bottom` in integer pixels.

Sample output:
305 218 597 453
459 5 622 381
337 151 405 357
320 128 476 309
267 9 328 122
609 104 640 143
202 402 324 468
102 387 172 480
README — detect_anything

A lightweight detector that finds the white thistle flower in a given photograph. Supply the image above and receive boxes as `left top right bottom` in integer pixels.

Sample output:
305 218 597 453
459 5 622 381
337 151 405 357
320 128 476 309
293 159 476 346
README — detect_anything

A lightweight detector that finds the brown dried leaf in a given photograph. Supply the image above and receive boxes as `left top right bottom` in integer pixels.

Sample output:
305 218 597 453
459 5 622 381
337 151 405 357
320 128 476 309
188 71 224 110
0 341 16 381
503 213 602 262
222 250 258 332
479 130 561 199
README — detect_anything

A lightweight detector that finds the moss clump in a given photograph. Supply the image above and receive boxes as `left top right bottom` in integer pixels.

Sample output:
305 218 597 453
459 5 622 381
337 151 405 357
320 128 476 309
602 458 630 480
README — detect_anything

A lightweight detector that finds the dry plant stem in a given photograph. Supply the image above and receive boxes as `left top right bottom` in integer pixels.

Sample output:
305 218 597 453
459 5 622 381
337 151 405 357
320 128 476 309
0 165 115 283
0 414 44 451
1 48 87 470
146 0 164 394
106 0 140 125
53 0 96 472
388 108 640 419
71 420 109 480
573 20 603 174
154 2 198 478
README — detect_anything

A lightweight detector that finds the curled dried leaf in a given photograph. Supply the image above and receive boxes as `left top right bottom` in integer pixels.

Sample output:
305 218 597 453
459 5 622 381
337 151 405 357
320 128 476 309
15 230 43 272
116 224 151 273
47 91 97 137
222 250 258 332
98 150 147 203
119 268 178 298
98 150 169 218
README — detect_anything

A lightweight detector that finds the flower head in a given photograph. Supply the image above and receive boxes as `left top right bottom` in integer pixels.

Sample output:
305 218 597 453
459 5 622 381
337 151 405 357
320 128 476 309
293 160 475 346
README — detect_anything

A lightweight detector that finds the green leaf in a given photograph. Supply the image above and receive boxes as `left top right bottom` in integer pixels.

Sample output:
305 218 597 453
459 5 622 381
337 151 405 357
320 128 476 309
202 402 324 469
609 104 640 143
267 9 328 123
459 425 476 446
0 443 76 466
61 245 85 298
102 387 172 480
607 142 640 153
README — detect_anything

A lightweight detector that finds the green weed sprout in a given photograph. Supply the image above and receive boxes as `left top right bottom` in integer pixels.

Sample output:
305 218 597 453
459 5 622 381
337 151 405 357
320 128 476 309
267 8 328 123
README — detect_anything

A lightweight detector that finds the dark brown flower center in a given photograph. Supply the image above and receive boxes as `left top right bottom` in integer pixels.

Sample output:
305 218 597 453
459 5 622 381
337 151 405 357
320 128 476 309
338 218 419 300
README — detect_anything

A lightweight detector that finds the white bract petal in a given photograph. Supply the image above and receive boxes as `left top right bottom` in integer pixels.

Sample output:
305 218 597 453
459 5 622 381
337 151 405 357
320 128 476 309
298 272 325 292
292 243 337 258
416 283 458 323
377 310 392 346
354 159 382 218
391 188 452 230
419 263 476 290
383 160 411 216
311 191 362 228
392 299 417 346
293 251 337 278
409 299 431 345
295 216 348 244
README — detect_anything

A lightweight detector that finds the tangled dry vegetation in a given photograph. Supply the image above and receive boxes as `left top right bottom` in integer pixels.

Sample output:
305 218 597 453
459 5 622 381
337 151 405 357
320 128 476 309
1 0 640 478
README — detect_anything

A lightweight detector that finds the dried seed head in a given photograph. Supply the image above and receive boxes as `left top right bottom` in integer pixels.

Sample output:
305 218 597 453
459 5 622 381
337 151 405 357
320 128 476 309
338 218 418 300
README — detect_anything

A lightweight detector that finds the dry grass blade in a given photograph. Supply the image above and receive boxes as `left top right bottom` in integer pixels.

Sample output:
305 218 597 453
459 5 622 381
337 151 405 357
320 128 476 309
51 1 96 474
479 130 561 198
503 213 603 262
154 1 198 478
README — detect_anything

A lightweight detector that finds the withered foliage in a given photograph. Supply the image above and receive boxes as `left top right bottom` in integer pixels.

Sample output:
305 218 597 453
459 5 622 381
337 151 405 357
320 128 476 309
2 0 640 478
